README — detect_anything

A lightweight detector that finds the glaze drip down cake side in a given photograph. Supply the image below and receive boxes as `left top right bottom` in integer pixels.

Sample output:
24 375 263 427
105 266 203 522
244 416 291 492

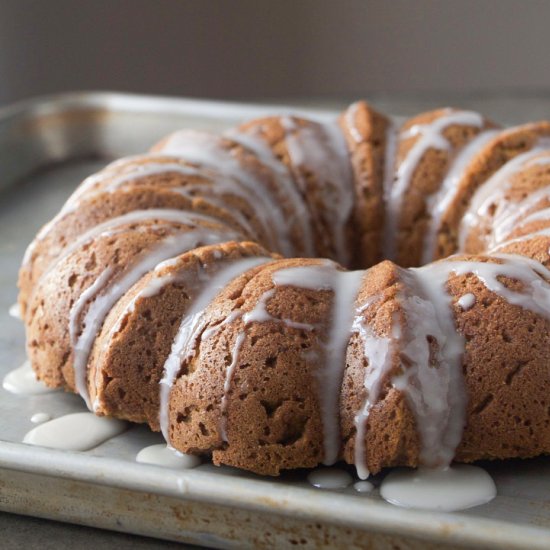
18 101 550 478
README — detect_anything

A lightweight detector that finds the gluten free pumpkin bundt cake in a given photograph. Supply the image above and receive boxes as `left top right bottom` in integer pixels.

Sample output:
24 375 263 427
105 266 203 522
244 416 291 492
19 101 550 477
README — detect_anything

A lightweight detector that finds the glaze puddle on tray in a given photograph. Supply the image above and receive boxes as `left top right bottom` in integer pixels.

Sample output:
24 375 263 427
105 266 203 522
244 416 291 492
353 480 374 493
8 302 21 320
136 443 201 469
380 465 497 512
30 412 52 424
307 467 353 489
23 412 127 451
2 361 58 395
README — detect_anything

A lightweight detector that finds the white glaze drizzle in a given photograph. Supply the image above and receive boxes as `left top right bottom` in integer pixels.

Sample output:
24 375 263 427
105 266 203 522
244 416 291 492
23 412 127 451
136 443 200 469
71 225 240 408
70 268 116 405
457 293 476 311
242 289 315 331
23 206 232 275
422 129 499 263
352 297 401 479
408 263 467 466
200 309 243 341
344 101 363 144
307 467 353 489
459 145 550 251
51 154 200 212
20 160 151 268
2 360 57 395
219 331 246 441
488 183 550 248
380 465 496 511
458 254 550 316
159 256 272 441
272 263 364 465
394 254 550 468
382 121 398 205
490 226 550 250
485 253 550 317
520 201 550 223
280 117 354 266
393 263 467 468
384 110 484 260
216 281 321 441
104 260 189 340
101 160 261 241
155 130 294 256
65 154 166 203
168 186 258 240
104 155 270 243
101 161 203 192
224 128 316 257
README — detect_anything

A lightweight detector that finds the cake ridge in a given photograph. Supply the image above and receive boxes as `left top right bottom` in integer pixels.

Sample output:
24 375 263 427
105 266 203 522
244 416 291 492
159 255 273 441
383 109 486 263
271 262 364 465
460 145 550 251
422 129 500 263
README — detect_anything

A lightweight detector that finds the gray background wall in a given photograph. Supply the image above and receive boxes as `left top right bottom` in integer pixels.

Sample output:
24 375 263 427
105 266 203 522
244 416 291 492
0 0 549 104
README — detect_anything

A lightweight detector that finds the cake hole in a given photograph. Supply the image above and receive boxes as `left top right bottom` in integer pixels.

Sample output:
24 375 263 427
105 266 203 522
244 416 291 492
260 399 283 418
113 248 121 264
505 361 528 384
85 252 97 270
473 393 494 414
141 309 152 321
277 414 307 446
198 422 209 436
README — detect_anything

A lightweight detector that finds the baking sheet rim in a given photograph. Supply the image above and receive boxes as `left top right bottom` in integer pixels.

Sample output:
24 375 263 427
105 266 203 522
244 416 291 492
1 442 548 549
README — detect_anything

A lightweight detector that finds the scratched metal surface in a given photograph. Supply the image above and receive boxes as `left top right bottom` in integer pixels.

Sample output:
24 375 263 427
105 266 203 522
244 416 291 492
0 93 549 549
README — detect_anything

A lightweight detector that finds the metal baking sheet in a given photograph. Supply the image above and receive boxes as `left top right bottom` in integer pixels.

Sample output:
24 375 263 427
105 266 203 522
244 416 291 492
1 92 550 549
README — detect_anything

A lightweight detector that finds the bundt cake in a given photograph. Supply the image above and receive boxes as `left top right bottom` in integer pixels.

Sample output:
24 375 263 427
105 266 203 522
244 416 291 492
19 101 550 478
